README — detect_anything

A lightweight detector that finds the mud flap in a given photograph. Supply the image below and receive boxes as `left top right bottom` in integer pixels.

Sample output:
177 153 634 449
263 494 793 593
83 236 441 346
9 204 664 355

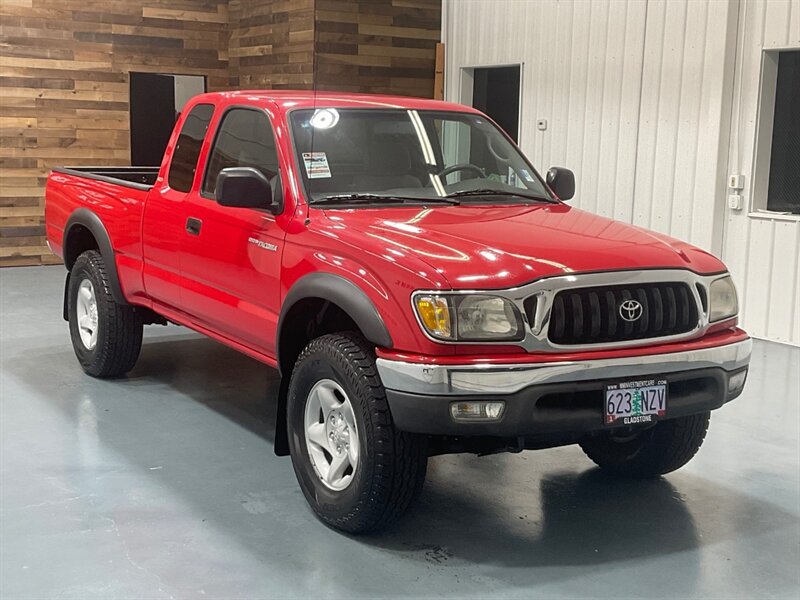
273 375 290 456
62 271 71 321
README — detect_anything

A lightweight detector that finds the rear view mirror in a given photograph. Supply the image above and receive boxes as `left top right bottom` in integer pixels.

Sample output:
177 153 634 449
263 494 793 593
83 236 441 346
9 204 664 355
546 167 575 201
216 167 280 213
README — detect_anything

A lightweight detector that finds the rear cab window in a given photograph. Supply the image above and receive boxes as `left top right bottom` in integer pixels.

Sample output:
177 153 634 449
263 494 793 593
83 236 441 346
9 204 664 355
168 103 215 192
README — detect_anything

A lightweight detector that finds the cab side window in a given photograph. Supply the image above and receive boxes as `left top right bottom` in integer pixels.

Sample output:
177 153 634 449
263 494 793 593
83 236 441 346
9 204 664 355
168 104 214 192
202 108 280 198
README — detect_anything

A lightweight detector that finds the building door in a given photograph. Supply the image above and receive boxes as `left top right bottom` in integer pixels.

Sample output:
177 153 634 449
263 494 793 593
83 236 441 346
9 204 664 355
469 66 521 143
129 73 206 166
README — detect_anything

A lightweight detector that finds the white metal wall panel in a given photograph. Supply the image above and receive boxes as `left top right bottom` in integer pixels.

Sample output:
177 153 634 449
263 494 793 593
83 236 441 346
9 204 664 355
444 0 732 249
443 0 799 345
444 0 648 223
632 0 735 253
723 0 800 346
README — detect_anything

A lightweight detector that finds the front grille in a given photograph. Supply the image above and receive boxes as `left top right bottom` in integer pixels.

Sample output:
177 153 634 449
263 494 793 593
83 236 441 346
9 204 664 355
547 282 699 345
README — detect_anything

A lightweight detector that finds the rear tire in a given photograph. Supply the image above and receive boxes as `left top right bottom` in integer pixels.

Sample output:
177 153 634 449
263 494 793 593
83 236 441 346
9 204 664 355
579 412 711 478
287 332 427 533
68 250 143 378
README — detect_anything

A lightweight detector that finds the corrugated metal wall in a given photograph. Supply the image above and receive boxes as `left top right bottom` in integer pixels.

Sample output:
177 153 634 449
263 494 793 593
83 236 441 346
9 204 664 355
723 0 800 346
443 0 799 345
444 0 648 224
632 0 736 253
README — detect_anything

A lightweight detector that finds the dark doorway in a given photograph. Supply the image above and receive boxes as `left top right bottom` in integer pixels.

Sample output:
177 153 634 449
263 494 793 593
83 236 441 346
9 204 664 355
129 73 206 166
472 66 521 142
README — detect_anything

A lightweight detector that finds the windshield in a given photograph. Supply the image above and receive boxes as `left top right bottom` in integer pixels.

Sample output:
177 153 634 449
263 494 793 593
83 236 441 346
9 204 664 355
289 108 552 205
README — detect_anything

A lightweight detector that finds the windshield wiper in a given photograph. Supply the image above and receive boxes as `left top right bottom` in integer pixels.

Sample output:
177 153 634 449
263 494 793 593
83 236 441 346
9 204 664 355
311 193 460 206
445 188 557 203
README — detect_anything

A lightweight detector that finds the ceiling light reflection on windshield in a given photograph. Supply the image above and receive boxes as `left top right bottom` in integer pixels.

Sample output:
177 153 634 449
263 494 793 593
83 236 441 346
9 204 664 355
310 108 340 129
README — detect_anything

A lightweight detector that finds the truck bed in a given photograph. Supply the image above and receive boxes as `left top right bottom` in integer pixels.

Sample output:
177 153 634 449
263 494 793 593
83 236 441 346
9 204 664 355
46 167 156 296
52 166 159 190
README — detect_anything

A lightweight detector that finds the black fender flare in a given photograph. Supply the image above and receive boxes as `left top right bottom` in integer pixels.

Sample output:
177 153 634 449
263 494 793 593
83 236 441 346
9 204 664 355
273 273 393 456
63 208 128 307
276 273 393 374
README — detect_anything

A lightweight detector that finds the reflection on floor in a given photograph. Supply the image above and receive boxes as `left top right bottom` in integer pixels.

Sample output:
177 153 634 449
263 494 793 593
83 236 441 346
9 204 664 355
1 266 798 599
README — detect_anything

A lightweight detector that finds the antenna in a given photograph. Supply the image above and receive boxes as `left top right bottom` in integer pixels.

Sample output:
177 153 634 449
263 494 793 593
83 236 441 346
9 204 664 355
306 0 319 213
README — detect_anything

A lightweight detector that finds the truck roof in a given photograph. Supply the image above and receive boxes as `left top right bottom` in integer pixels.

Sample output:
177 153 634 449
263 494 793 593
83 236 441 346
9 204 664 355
194 90 479 114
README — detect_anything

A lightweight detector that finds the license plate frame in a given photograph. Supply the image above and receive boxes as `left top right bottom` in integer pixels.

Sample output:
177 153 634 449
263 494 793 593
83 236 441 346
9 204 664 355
604 378 668 426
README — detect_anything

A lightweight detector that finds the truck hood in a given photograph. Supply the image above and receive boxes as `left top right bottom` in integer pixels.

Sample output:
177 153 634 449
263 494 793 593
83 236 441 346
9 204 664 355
322 203 726 289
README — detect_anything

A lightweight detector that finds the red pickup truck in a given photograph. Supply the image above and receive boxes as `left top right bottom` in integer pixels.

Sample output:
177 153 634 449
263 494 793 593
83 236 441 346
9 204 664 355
45 91 751 533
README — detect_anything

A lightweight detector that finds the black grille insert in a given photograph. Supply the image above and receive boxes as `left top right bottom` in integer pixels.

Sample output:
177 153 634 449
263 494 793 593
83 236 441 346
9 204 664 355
547 282 699 345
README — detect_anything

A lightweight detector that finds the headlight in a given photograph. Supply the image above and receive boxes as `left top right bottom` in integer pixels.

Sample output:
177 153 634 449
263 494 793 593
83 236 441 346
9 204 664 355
413 294 524 342
708 275 738 322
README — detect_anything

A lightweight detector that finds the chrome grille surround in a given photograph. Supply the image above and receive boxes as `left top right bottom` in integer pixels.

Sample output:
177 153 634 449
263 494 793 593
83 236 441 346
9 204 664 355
411 269 732 352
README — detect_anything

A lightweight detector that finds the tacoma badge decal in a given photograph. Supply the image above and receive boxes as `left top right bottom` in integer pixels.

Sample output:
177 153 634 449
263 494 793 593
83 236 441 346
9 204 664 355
248 237 278 252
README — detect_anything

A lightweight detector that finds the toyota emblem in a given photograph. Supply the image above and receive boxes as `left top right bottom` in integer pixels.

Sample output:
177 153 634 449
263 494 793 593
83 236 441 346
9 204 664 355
619 299 643 322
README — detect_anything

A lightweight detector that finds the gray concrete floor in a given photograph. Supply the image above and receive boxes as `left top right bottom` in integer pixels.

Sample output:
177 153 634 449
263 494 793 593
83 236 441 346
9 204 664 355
1 265 798 600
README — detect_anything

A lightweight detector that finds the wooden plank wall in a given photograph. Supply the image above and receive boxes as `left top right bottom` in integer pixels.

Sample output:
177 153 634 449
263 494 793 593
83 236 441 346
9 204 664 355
314 0 441 98
0 0 442 266
228 0 314 89
0 0 231 266
433 42 444 100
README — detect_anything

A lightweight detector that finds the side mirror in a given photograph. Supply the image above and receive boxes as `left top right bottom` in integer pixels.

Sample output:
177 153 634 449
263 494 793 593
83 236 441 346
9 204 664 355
216 167 280 213
546 167 575 201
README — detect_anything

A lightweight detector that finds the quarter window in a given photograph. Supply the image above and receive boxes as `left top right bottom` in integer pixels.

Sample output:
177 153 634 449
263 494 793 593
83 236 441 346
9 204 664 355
167 103 214 193
202 108 280 197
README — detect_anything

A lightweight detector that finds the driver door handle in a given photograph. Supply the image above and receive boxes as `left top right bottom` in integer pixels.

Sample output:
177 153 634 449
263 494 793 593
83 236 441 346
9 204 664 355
186 217 202 236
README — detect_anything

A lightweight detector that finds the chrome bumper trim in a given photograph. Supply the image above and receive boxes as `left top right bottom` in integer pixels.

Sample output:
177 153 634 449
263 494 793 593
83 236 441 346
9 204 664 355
376 339 752 396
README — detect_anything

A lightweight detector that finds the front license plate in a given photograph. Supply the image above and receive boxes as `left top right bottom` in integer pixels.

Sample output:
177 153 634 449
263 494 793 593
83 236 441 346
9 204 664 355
604 379 667 426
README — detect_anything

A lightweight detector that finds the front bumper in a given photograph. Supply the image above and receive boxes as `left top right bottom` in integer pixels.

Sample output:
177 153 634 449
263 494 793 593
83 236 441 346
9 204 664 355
376 339 752 436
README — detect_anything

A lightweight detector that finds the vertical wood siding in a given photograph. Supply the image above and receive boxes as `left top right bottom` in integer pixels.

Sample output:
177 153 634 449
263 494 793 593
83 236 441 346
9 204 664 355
444 0 798 345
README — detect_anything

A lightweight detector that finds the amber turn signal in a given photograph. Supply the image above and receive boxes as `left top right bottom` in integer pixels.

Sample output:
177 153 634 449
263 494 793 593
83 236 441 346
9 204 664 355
414 295 453 340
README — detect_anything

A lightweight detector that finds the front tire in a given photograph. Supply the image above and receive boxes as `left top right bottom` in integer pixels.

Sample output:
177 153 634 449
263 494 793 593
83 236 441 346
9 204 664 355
287 332 427 533
579 412 711 478
68 250 143 378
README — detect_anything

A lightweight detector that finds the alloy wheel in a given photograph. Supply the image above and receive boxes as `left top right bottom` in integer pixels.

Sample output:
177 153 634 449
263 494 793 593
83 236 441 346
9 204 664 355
303 379 360 491
76 279 98 350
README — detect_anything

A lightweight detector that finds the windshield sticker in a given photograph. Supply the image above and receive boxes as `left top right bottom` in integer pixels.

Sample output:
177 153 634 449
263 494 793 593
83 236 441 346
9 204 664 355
302 152 331 179
520 169 535 182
